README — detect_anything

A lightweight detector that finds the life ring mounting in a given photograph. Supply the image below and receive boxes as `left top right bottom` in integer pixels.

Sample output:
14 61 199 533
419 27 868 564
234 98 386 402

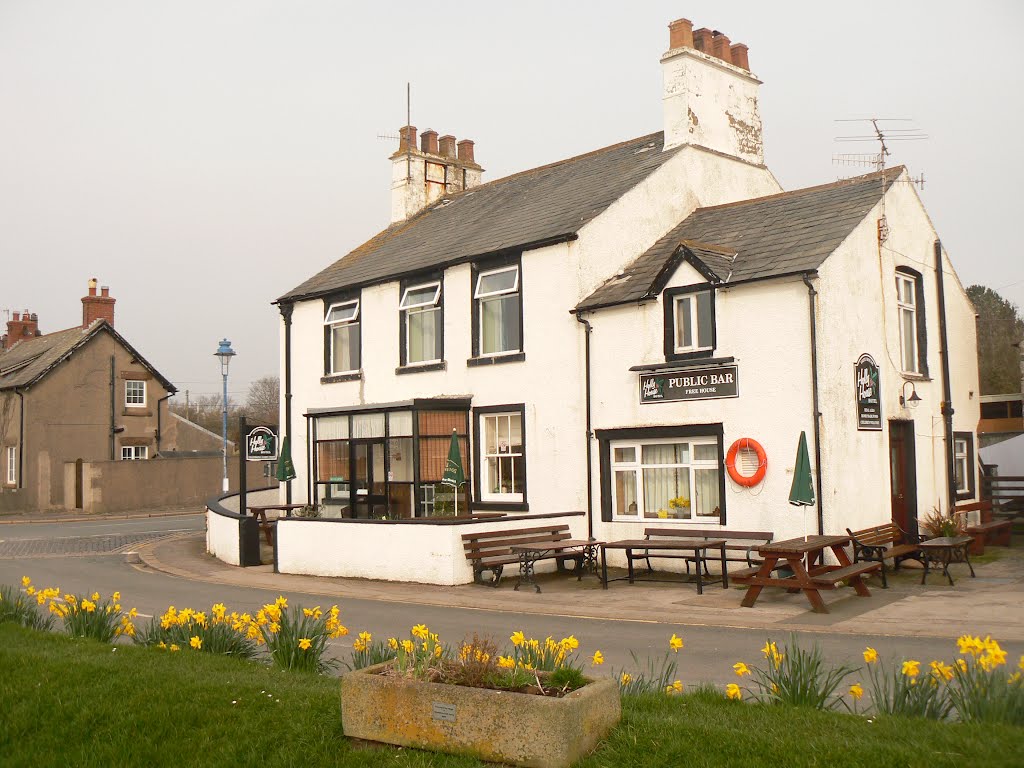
726 438 767 487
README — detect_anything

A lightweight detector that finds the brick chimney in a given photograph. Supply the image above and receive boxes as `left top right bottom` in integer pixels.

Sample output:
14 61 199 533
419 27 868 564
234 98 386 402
390 126 485 223
3 310 41 350
82 278 115 328
661 17 764 164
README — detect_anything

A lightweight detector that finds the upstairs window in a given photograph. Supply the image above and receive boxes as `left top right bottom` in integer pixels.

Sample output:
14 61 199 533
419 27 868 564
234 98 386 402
325 299 360 374
896 269 927 375
474 264 521 356
121 446 148 460
664 284 715 360
125 380 146 407
399 281 442 365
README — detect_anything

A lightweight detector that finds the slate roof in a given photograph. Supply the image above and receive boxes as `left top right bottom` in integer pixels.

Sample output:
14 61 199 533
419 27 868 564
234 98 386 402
0 320 176 393
578 167 902 311
279 132 682 302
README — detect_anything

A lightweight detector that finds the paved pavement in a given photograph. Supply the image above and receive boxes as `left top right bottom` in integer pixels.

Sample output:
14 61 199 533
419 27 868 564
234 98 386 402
135 526 1024 642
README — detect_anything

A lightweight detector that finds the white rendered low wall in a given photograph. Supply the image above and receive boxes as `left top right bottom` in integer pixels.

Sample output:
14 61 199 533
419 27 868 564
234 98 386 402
206 507 242 566
275 513 586 586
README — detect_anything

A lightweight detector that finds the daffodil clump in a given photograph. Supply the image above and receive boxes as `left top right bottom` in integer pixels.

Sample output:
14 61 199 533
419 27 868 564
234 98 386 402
505 630 582 673
0 577 56 631
388 624 447 680
613 633 684 696
136 602 261 660
258 597 349 674
48 585 137 643
946 635 1024 725
345 630 398 671
730 638 856 711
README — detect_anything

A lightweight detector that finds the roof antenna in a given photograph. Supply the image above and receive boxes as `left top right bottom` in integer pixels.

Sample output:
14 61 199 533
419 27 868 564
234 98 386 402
833 118 927 244
376 82 414 181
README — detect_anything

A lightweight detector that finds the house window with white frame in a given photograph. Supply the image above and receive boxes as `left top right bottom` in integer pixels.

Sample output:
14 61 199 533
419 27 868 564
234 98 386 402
5 446 15 485
479 411 524 502
664 284 715 360
896 270 927 375
400 281 442 365
953 431 975 498
121 446 148 460
474 264 521 356
609 437 721 522
125 380 146 407
324 299 360 374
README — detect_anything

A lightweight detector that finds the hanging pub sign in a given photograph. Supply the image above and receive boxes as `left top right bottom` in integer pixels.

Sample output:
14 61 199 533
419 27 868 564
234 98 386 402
639 365 739 404
855 354 882 431
245 425 278 461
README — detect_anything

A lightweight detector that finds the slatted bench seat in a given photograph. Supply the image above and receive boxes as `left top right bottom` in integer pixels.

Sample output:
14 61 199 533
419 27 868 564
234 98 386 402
966 520 1013 549
846 522 922 588
462 524 584 587
631 528 774 577
809 561 882 586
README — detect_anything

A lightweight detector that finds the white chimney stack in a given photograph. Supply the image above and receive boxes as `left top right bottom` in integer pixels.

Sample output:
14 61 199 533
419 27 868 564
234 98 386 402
661 18 764 165
390 125 484 223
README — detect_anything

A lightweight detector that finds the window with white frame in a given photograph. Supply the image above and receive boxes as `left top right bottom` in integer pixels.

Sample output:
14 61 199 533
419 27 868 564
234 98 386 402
610 437 721 521
474 264 521 356
479 411 524 502
896 271 926 375
400 281 442 365
953 431 975 498
324 299 360 374
669 288 714 355
125 380 146 407
121 446 148 461
5 446 15 485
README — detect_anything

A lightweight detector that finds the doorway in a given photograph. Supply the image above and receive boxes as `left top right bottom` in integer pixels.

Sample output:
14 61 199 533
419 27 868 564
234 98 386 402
352 439 387 519
888 420 918 539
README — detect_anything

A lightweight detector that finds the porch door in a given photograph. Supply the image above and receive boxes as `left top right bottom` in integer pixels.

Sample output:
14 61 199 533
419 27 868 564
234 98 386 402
888 420 918 539
352 440 388 519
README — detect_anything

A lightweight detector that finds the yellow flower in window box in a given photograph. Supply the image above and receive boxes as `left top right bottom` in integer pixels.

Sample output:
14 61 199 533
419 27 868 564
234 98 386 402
668 496 690 509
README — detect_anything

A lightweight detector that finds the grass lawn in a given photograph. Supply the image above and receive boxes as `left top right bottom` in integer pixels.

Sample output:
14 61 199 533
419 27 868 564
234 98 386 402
1 624 1021 768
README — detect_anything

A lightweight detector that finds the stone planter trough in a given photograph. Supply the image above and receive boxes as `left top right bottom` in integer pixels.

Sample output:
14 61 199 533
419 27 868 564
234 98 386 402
340 662 621 768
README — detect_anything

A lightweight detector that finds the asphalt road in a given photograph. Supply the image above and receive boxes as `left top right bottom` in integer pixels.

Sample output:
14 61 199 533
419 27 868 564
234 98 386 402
1 514 1015 686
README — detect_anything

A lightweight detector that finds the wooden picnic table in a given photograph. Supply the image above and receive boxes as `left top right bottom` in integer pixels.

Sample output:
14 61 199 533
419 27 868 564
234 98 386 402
737 534 879 614
600 538 728 595
918 535 975 585
247 504 307 544
509 539 602 593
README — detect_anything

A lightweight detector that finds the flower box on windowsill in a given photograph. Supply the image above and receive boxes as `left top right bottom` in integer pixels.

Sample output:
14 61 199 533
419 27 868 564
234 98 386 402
341 662 620 768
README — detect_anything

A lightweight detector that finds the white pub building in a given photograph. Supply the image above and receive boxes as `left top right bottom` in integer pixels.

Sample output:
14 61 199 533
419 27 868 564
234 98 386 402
212 17 982 584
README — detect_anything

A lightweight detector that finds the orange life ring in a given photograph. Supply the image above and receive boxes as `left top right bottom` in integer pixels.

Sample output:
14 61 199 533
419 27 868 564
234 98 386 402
726 438 767 487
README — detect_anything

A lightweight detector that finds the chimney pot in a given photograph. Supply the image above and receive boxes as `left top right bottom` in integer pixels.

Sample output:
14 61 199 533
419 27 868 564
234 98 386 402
438 135 457 159
82 281 115 328
729 43 750 70
711 33 732 64
456 139 475 164
420 129 439 155
12 312 20 322
398 125 418 153
101 286 109 297
668 18 694 49
692 28 713 54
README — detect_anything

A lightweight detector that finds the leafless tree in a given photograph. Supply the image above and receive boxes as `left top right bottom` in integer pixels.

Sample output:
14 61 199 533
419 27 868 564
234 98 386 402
245 376 280 426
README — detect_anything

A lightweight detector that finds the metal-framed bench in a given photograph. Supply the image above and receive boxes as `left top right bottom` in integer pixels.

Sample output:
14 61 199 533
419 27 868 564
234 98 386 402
631 528 774 581
846 522 922 588
461 524 585 587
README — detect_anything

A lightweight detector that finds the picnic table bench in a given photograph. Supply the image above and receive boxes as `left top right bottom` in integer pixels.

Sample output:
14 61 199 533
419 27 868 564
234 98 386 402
626 527 774 581
846 522 922 588
461 524 587 588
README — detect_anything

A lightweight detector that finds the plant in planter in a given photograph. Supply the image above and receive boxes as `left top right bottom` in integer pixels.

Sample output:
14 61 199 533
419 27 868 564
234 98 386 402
340 626 621 768
920 506 968 539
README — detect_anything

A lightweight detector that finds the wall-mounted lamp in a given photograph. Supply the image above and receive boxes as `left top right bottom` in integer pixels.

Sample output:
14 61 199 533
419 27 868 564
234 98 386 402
900 380 922 408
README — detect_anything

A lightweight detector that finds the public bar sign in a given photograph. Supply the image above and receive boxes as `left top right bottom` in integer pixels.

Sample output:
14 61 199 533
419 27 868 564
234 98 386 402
245 425 278 461
639 365 739 404
855 353 882 431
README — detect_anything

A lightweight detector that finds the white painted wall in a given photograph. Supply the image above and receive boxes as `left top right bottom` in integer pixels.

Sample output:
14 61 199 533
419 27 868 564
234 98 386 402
206 508 242 566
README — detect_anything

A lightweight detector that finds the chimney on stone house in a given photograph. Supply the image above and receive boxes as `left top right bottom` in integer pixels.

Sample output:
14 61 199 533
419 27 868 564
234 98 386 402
82 278 115 328
661 18 764 164
3 310 41 350
390 125 484 223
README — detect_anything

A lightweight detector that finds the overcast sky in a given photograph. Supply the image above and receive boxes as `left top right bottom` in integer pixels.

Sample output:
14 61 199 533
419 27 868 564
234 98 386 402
1 1 1021 403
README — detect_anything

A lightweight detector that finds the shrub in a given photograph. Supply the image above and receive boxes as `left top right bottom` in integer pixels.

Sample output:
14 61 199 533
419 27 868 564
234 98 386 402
0 578 56 631
136 603 261 659
257 597 348 673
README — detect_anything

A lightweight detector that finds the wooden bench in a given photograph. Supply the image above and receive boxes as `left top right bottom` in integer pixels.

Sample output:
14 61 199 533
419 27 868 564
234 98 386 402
809 561 883 586
632 528 774 580
846 522 922 588
957 500 1013 554
461 525 585 587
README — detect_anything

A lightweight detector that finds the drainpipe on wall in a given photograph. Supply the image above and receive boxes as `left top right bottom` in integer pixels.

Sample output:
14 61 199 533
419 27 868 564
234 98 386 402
280 302 294 504
934 240 956 511
17 388 25 489
574 312 594 540
155 392 173 454
802 273 825 535
109 356 116 461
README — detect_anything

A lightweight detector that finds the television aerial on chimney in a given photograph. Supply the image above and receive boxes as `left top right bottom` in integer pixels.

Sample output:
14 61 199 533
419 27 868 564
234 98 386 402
376 82 414 182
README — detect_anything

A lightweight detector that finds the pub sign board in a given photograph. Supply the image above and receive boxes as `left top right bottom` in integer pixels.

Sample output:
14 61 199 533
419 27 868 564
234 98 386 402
640 365 739 404
245 425 278 461
855 354 882 431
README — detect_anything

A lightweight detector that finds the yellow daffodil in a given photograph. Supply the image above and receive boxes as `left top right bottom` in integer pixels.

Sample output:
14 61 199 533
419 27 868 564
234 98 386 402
620 673 632 686
902 660 920 678
170 644 180 652
298 638 312 651
81 599 96 613
358 631 372 643
1009 672 1022 684
511 630 525 647
303 608 315 617
497 655 515 669
863 647 878 664
669 633 683 653
929 660 954 682
1019 655 1024 671
158 641 167 649
733 662 751 677
112 592 120 602
388 637 398 650
849 683 864 700
401 639 415 654
26 586 36 596
562 635 579 651
190 636 202 650
91 592 100 601
411 624 429 640
666 680 683 694
591 651 604 666
725 683 742 700
986 646 1008 668
275 596 288 609
21 576 31 587
956 658 968 673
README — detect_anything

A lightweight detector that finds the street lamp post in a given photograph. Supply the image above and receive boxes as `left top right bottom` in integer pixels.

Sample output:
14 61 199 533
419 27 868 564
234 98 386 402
214 339 236 493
